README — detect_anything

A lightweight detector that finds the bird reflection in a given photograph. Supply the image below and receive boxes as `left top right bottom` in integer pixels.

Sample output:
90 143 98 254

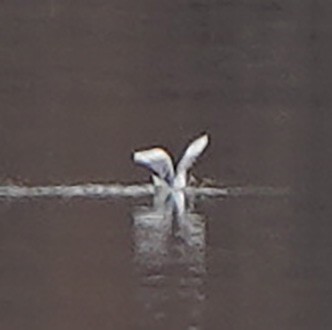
132 188 205 272
132 189 206 329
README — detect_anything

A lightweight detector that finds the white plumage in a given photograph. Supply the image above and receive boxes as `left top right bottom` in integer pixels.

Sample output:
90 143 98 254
133 134 209 189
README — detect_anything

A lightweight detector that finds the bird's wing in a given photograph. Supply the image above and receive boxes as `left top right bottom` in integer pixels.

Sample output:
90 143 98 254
176 134 209 175
133 148 175 184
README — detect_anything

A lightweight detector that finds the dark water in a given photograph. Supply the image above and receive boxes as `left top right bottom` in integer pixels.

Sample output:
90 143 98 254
0 1 331 329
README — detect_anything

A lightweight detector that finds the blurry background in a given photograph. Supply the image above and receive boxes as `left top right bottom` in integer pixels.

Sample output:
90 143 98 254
0 1 331 330
0 0 329 191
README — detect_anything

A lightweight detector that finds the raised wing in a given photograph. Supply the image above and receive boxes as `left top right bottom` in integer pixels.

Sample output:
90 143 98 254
133 148 175 185
174 134 209 189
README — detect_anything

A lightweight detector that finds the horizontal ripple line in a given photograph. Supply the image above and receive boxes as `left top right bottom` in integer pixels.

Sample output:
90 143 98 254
0 184 155 198
0 184 228 199
0 184 287 199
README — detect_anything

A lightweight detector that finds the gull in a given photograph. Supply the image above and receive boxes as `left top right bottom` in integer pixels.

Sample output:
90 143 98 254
133 133 209 190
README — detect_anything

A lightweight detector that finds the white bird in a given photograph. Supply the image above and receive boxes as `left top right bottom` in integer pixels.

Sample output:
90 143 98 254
133 134 209 190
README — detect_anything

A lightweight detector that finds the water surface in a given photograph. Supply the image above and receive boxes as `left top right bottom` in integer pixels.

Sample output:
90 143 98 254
0 1 331 329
